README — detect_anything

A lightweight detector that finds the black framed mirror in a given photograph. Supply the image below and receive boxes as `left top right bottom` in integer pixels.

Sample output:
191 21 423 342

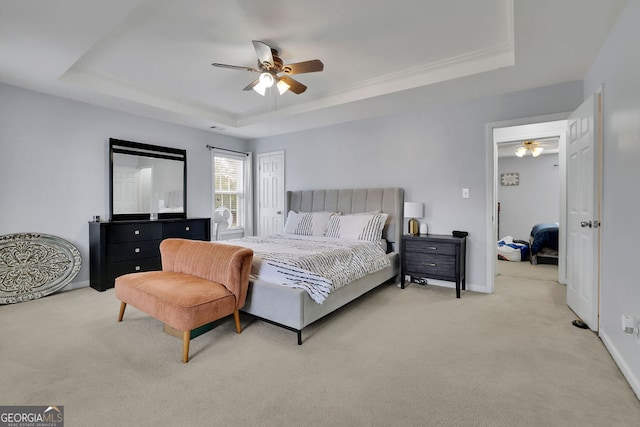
109 138 187 221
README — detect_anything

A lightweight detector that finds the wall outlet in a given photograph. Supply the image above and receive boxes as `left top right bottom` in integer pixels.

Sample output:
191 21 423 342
462 188 469 199
622 315 636 334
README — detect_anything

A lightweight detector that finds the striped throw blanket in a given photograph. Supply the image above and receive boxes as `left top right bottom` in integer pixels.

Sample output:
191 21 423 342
225 235 390 304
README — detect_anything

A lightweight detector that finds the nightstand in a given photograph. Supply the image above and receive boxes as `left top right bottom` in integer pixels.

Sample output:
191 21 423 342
401 234 467 298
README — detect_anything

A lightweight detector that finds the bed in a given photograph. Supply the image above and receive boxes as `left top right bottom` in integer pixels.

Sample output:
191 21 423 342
231 188 403 344
529 223 559 265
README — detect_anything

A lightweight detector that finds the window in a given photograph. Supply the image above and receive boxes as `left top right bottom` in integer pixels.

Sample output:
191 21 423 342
212 150 252 238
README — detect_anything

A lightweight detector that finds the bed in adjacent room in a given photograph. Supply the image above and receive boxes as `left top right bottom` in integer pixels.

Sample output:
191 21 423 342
529 223 559 265
226 187 403 344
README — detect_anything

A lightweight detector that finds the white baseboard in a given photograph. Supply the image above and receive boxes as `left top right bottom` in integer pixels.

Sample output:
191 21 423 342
600 328 640 400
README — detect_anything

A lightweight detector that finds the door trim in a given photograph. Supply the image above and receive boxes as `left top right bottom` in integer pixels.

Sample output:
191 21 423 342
485 112 570 293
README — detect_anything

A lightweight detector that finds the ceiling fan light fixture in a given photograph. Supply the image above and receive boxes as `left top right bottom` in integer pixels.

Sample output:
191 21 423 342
252 72 275 96
252 82 267 96
259 72 274 87
515 140 544 157
276 79 290 95
515 146 527 157
531 146 544 157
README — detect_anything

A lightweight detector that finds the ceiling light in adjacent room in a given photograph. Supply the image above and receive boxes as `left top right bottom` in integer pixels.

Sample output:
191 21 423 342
515 140 544 157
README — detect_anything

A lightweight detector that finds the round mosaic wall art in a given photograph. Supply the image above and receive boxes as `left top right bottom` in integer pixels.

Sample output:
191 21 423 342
0 233 81 304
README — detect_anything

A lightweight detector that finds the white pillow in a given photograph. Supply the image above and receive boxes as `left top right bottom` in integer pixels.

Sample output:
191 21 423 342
283 211 337 236
326 213 388 242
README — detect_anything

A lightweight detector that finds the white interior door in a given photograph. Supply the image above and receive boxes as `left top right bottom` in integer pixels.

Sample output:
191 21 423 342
113 166 139 213
566 92 601 331
257 151 285 235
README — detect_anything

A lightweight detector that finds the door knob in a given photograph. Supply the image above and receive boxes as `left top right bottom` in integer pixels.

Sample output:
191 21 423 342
580 221 592 228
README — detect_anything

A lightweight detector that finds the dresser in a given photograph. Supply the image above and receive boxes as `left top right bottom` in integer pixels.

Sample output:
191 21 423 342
89 218 210 291
401 234 467 298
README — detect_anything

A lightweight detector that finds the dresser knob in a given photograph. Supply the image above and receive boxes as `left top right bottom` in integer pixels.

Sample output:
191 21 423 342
427 247 437 250
135 266 141 271
134 248 140 253
134 230 140 235
423 263 437 267
185 226 190 231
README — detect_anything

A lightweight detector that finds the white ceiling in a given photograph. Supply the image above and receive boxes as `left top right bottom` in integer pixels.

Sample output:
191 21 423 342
0 0 627 139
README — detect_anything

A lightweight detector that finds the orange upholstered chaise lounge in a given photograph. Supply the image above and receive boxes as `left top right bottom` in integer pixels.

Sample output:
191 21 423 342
115 238 253 363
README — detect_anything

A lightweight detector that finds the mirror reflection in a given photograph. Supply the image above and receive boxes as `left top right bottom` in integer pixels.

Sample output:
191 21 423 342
109 139 187 221
112 154 184 215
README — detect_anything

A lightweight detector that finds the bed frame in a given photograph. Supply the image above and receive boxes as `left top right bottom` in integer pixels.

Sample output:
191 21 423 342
240 187 404 344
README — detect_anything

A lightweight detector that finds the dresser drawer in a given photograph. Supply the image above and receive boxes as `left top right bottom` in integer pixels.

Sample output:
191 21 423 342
107 258 162 283
163 219 207 239
404 252 456 278
404 240 456 256
107 223 162 243
106 240 161 262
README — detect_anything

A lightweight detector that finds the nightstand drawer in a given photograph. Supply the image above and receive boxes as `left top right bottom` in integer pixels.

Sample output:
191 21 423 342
405 252 455 277
404 240 456 256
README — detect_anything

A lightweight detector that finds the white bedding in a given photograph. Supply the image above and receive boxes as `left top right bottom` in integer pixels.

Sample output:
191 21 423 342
224 234 390 304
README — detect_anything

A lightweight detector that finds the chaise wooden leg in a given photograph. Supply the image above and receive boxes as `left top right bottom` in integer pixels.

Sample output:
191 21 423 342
118 302 127 322
233 310 242 334
182 330 190 363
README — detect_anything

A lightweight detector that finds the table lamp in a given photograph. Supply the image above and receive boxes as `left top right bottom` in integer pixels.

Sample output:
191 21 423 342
404 202 424 236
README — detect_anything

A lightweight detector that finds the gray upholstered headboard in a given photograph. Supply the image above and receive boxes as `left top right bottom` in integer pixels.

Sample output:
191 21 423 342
286 188 404 251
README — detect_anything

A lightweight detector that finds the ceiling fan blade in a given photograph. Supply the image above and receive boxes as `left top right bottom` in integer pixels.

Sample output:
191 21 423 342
282 59 324 75
242 78 260 91
212 63 259 73
252 40 274 68
278 76 307 94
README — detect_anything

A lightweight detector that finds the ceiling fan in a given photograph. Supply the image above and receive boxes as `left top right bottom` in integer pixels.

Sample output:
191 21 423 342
212 40 324 96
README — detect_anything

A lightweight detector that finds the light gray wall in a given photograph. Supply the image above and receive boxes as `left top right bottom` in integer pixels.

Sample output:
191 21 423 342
0 83 248 289
248 81 583 293
584 0 640 398
498 153 560 241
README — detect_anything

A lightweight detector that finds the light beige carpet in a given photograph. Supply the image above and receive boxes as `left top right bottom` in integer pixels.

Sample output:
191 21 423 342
1 267 639 427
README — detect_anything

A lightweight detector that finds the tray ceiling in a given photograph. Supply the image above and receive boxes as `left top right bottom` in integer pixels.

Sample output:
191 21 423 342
0 0 627 138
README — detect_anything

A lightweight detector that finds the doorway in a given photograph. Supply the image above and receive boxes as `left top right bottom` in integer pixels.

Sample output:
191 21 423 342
485 114 569 292
496 134 562 281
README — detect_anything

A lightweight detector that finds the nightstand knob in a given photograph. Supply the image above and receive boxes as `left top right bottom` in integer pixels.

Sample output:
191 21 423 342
427 246 437 250
423 262 437 267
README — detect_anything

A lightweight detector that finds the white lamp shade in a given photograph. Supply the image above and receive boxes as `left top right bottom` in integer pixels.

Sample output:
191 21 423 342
404 202 424 219
531 146 544 157
252 81 267 96
277 79 290 95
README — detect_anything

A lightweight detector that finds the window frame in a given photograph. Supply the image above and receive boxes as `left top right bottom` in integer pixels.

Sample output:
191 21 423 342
211 149 252 239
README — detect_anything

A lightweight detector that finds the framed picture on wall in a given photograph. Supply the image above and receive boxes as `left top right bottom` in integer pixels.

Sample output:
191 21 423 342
500 172 519 186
